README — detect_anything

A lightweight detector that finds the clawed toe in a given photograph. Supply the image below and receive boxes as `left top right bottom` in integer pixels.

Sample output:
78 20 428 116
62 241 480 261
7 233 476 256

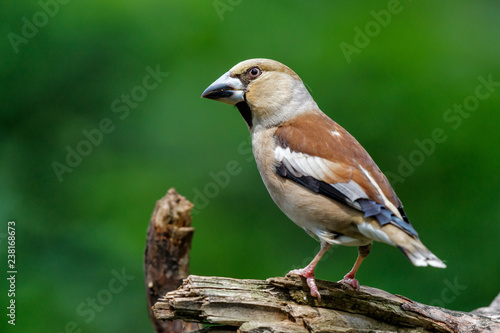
339 275 360 290
286 268 321 300
305 276 321 300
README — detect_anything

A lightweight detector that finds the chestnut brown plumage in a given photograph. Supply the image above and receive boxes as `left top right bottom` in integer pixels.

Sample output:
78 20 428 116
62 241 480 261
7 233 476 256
202 58 445 299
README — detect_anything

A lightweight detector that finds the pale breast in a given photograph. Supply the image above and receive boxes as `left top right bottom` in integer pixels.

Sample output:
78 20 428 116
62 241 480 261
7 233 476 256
251 128 372 246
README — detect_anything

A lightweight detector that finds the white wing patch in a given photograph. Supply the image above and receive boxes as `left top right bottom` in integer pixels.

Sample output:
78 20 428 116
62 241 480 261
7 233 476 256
274 146 368 209
331 130 341 137
275 146 331 181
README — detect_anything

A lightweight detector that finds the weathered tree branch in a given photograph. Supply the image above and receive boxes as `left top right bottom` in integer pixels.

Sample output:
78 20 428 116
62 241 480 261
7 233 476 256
144 189 200 333
153 275 500 332
145 189 499 332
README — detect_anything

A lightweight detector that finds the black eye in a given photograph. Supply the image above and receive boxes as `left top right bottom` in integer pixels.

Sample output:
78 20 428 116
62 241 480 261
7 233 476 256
248 67 262 78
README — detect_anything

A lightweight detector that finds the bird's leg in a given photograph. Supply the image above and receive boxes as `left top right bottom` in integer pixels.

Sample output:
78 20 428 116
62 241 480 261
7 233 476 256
287 242 332 299
339 243 371 290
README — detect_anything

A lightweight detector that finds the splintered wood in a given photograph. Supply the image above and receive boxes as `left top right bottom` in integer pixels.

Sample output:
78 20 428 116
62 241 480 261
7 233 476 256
145 189 499 333
144 189 199 333
153 275 500 333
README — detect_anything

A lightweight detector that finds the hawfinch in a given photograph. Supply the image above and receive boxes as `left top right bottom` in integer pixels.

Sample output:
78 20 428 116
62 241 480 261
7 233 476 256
201 58 446 299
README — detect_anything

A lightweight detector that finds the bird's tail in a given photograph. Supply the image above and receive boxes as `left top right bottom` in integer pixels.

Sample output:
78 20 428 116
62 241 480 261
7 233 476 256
381 224 446 268
397 237 446 268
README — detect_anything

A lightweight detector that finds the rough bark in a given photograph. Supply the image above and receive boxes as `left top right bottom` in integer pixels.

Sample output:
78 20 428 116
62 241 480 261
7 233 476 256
145 189 499 332
144 189 200 333
153 275 500 333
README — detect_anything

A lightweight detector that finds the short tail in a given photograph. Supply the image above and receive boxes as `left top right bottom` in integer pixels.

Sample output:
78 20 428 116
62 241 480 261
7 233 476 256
380 224 446 268
398 241 446 268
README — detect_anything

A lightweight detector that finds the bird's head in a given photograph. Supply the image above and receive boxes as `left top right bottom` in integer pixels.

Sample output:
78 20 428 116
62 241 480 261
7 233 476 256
201 58 317 131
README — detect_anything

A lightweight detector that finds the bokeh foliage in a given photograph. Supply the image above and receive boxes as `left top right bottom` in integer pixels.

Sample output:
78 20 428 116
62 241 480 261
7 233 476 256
1 1 499 332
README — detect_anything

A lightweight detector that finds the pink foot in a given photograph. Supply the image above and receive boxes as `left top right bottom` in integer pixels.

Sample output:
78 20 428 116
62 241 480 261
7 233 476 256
338 272 360 290
287 268 322 300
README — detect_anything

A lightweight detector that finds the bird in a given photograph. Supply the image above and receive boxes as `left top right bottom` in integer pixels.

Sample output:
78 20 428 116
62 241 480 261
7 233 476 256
201 58 446 299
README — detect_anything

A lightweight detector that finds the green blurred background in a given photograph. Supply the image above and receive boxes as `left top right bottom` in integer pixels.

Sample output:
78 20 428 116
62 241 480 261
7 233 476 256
1 1 499 332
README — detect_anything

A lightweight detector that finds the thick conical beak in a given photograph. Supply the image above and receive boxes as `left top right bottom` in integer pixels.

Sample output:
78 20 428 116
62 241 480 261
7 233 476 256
201 71 245 105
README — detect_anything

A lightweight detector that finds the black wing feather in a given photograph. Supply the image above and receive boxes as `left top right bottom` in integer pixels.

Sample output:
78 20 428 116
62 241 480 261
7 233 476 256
276 161 419 238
